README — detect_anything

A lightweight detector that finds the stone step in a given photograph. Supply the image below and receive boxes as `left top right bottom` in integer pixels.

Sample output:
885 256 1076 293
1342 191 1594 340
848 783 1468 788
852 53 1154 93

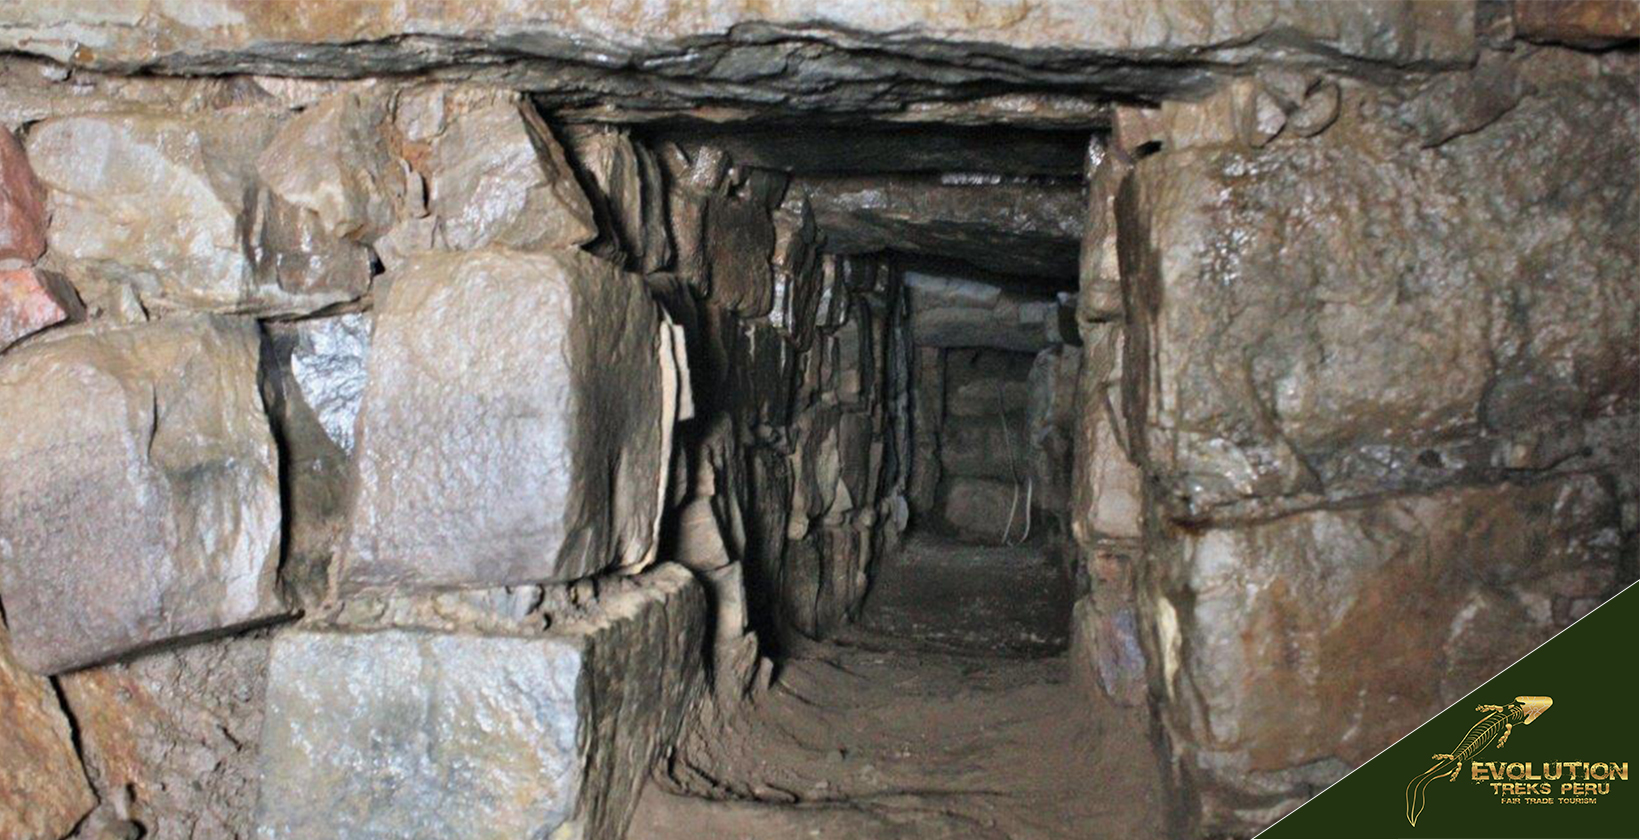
254 564 706 840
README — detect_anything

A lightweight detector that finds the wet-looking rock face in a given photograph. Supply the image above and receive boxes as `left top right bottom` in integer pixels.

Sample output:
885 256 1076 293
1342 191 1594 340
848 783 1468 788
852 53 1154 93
0 4 1633 840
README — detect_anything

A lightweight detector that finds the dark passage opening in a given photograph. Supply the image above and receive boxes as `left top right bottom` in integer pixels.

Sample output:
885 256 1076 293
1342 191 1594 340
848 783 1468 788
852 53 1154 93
625 121 1168 840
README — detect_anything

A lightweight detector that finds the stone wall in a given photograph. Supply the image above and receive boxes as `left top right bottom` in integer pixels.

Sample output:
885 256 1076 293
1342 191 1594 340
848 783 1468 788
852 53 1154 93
1072 36 1639 838
0 61 907 838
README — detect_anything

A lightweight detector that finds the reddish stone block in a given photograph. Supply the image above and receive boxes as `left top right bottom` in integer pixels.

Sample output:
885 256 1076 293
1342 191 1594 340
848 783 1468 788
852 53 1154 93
0 267 80 350
0 129 46 263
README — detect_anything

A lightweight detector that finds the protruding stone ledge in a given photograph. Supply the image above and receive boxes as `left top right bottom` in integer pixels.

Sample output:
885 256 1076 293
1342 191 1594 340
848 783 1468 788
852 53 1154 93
255 563 707 840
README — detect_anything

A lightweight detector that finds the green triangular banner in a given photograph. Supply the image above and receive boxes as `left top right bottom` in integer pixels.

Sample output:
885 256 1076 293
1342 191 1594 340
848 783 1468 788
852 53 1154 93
1259 582 1639 839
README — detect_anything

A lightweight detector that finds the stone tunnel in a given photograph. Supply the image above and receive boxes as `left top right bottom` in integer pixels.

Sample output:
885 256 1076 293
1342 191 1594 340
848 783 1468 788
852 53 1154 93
0 2 1635 839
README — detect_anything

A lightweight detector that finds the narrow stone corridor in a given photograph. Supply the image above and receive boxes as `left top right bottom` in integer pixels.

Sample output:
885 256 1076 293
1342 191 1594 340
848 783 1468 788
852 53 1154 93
629 532 1163 840
0 5 1633 840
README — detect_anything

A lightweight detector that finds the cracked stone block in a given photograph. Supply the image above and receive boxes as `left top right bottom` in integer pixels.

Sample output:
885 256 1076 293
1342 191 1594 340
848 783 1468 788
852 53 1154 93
338 249 667 594
0 316 286 674
0 126 46 263
0 266 81 350
0 624 95 838
25 111 371 315
255 564 707 840
1152 474 1626 835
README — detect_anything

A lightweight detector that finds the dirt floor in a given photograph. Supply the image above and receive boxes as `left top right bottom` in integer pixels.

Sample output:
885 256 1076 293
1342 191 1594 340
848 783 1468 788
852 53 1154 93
628 532 1170 839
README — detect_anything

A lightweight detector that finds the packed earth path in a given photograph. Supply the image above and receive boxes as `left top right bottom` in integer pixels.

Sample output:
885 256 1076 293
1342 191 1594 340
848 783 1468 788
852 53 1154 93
628 534 1170 840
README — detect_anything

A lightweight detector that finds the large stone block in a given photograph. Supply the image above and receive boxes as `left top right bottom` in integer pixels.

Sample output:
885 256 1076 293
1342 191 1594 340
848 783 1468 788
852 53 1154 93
1122 65 1640 521
803 175 1083 278
0 317 285 674
0 625 94 838
1150 474 1626 835
939 415 1022 482
338 249 668 593
938 476 1024 543
255 564 707 840
59 631 273 840
427 100 596 253
27 111 374 316
0 3 1476 114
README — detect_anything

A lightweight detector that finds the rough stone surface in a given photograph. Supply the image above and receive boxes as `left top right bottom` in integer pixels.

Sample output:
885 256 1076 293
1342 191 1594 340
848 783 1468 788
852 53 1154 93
1079 404 1144 541
1072 325 1145 543
256 91 401 242
1071 595 1147 708
768 189 824 342
27 111 372 316
1026 345 1081 518
704 171 782 317
339 249 666 594
908 346 944 518
939 416 1023 483
1152 475 1627 834
1121 65 1640 522
0 317 285 674
0 624 95 838
946 378 1031 418
1515 0 1640 47
0 266 81 350
907 272 1057 353
427 100 596 253
255 564 707 840
804 175 1083 279
563 124 672 273
263 313 372 607
59 631 273 840
938 477 1024 543
0 127 46 263
0 1 1477 124
666 124 1090 177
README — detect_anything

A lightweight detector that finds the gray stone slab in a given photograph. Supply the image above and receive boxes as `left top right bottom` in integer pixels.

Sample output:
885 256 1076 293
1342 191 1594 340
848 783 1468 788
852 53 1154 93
0 316 286 674
255 564 706 840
